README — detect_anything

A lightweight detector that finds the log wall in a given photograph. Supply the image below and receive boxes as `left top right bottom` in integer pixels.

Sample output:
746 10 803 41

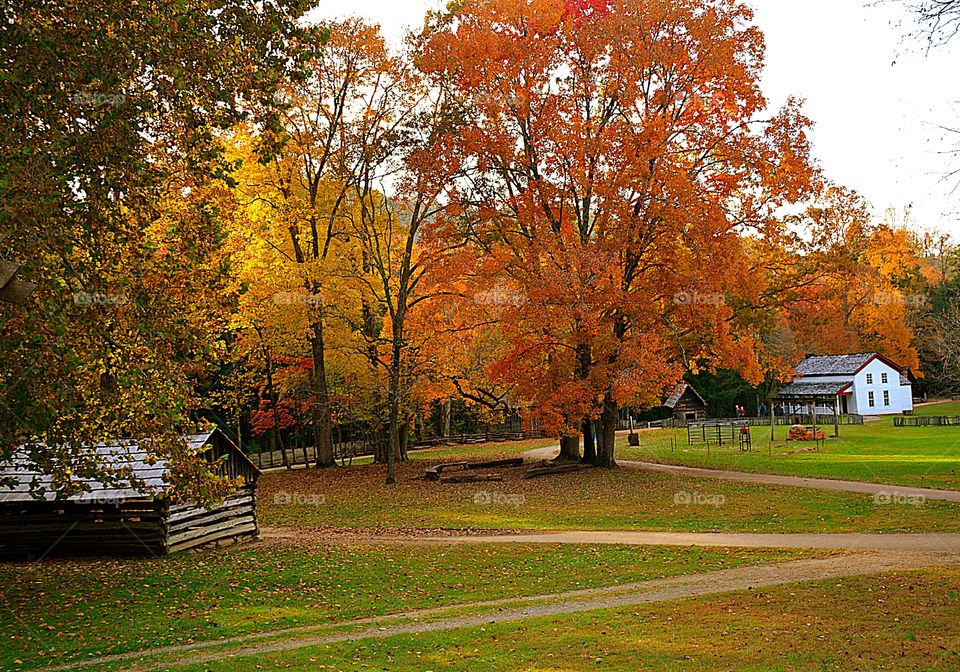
0 488 259 560
0 499 166 559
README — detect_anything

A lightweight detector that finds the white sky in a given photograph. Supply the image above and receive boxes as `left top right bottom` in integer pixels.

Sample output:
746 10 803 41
308 0 960 240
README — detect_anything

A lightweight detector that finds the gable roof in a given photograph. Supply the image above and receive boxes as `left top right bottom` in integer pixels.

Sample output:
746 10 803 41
0 428 258 504
663 382 706 409
795 352 906 377
795 353 875 376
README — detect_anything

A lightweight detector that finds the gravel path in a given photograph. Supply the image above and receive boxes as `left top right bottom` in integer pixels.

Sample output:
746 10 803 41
523 446 960 502
261 526 960 553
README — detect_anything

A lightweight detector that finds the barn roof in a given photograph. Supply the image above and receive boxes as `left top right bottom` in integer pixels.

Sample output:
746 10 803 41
663 382 705 409
0 428 258 503
777 380 852 398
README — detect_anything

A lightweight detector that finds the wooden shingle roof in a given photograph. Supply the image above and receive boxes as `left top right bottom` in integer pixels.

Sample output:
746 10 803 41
777 380 852 398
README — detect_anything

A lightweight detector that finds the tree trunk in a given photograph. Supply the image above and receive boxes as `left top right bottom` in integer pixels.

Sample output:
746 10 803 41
442 398 452 437
399 419 410 460
260 334 290 470
581 415 596 464
386 310 405 485
595 390 618 467
309 315 335 467
372 423 388 464
559 420 581 461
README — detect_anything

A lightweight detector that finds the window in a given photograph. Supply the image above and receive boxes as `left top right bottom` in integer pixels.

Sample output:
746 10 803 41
868 391 875 407
881 372 888 384
884 390 890 406
866 373 873 384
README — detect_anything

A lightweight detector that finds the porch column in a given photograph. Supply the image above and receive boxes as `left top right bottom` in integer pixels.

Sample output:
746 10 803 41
811 399 818 449
834 394 840 438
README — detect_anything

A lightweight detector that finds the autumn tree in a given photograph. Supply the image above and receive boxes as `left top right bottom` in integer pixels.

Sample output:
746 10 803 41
0 0 309 501
420 0 817 466
788 186 922 372
230 20 400 467
334 43 471 482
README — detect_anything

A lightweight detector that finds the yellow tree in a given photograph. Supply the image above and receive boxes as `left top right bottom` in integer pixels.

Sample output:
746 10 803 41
789 186 921 371
225 19 398 466
226 123 370 466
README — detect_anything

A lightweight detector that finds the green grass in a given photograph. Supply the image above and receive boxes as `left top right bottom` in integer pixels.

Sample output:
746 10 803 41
914 400 960 416
618 406 960 490
0 544 808 670
414 401 960 490
259 458 960 534
408 437 556 461
171 565 960 671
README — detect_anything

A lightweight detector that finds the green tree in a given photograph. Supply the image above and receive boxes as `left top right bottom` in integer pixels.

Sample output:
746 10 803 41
0 0 310 501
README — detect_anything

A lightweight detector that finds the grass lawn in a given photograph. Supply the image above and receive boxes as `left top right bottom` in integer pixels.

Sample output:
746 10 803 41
259 457 960 534
409 437 556 462
617 402 960 490
174 565 960 671
0 543 808 670
915 400 960 416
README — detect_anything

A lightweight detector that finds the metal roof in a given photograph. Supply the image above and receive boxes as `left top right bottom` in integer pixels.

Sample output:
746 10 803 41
663 382 705 409
795 353 877 376
0 430 245 503
777 381 852 398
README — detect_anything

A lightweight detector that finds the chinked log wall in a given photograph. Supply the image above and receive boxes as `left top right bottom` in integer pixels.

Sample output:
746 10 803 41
0 487 258 559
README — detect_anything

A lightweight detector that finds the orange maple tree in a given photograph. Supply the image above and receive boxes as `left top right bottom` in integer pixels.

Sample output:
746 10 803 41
786 186 922 372
419 0 817 465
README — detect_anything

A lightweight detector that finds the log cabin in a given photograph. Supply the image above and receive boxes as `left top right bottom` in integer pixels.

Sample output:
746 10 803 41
0 428 259 559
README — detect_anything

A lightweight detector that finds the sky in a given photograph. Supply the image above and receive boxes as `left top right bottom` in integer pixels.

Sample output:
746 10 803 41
308 0 960 240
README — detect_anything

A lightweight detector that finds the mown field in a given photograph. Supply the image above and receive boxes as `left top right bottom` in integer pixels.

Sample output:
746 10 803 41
3 406 960 671
258 456 960 534
0 543 812 670
170 566 960 672
614 400 960 490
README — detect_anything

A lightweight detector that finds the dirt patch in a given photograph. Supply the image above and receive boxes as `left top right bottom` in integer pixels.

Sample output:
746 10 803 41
258 524 519 546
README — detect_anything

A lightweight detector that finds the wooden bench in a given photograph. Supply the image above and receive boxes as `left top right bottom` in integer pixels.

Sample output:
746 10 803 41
425 458 525 482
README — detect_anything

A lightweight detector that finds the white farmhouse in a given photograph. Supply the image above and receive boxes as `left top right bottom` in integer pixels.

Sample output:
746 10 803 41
780 353 914 416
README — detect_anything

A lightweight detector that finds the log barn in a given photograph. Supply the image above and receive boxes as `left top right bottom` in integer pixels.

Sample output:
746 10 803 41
663 382 707 425
0 428 259 559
